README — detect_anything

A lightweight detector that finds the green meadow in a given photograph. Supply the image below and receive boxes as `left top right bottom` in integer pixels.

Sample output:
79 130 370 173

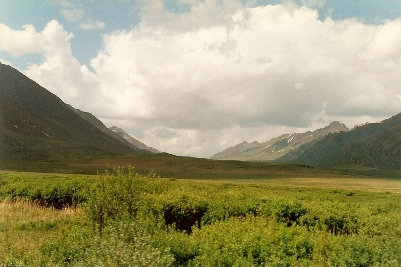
1 168 401 266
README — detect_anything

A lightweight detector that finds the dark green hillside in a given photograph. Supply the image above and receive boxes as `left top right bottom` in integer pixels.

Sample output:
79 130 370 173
69 106 110 133
0 62 149 164
335 124 401 169
70 107 158 153
279 113 401 170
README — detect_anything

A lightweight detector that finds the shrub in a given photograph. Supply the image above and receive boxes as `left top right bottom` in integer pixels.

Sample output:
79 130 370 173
275 202 307 226
39 221 174 266
84 166 145 233
324 214 359 235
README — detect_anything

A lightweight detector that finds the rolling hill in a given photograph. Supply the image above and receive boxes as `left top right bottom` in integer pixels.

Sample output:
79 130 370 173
211 122 348 161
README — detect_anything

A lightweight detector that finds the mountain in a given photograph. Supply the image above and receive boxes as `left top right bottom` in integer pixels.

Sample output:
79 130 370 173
211 122 348 161
109 126 160 153
279 113 401 170
69 106 112 135
71 107 159 153
0 62 150 166
336 124 401 169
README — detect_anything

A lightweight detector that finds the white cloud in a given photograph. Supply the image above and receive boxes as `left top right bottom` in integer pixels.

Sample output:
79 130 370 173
61 7 84 22
0 24 45 56
23 21 99 109
60 2 105 31
5 1 401 157
80 19 106 30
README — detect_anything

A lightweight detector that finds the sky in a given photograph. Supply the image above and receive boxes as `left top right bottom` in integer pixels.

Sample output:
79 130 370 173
1 0 401 157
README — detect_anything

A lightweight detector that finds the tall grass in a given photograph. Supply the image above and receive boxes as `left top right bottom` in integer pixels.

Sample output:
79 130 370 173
0 201 82 264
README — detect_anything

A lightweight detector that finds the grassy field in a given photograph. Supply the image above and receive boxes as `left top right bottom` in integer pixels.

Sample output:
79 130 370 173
209 176 401 193
1 153 362 178
0 201 82 263
1 169 401 265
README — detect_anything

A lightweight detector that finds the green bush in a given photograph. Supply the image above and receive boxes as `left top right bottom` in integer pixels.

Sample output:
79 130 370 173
0 175 90 208
39 221 174 266
324 214 359 235
275 202 308 226
3 169 401 265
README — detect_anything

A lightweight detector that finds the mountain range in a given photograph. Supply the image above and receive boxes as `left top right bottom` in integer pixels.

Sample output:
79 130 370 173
0 62 157 167
211 121 348 161
213 113 401 171
279 113 401 170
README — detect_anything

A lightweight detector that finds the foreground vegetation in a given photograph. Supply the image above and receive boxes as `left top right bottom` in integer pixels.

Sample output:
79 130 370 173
1 169 401 266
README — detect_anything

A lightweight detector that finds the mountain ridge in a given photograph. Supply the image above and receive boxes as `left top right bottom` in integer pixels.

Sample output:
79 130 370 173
279 113 401 170
109 126 160 153
0 62 150 164
211 121 348 161
70 107 158 153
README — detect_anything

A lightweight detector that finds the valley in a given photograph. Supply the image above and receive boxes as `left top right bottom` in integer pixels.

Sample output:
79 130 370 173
2 0 401 265
0 56 400 266
1 61 400 179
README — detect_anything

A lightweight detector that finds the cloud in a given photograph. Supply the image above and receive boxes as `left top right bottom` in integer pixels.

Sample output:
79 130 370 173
61 7 84 22
6 1 401 157
23 21 99 109
92 3 401 126
80 19 106 30
0 24 46 56
60 1 105 31
0 21 92 105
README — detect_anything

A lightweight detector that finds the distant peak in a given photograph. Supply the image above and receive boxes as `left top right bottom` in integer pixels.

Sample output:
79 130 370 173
324 121 348 131
108 126 160 153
